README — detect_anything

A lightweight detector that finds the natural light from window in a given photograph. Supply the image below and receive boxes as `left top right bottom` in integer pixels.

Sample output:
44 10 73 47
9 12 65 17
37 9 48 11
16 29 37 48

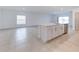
58 16 69 24
17 15 26 24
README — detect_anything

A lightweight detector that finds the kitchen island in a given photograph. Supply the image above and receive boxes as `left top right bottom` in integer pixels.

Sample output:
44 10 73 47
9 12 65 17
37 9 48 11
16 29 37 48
37 24 65 43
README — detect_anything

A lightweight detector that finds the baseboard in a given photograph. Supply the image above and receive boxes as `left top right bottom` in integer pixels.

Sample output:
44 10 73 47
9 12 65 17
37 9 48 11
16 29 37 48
0 25 39 31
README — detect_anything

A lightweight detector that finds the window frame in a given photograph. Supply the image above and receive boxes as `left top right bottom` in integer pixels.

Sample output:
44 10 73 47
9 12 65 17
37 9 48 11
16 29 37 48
58 16 69 24
16 15 26 25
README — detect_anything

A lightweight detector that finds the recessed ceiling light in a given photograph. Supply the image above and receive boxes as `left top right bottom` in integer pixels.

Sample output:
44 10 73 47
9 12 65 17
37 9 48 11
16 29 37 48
22 8 26 10
60 8 64 11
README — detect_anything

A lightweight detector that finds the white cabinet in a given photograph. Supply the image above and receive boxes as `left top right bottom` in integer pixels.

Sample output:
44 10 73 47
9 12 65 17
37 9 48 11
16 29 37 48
38 24 64 43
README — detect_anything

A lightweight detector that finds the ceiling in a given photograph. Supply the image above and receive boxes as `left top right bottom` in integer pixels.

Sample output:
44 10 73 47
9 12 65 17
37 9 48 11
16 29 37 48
0 6 79 14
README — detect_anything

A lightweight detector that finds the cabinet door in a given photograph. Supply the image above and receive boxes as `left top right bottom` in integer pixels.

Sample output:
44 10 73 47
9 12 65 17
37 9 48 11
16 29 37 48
37 26 40 38
55 25 59 36
54 25 64 37
58 25 63 35
47 26 54 40
40 26 48 42
52 26 56 38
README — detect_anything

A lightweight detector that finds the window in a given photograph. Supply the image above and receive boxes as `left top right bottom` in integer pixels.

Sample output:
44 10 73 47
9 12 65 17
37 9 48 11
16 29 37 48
58 16 69 24
17 15 26 24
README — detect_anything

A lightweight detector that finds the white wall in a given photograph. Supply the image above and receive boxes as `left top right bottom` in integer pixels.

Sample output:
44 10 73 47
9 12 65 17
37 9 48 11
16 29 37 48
71 9 79 31
37 14 52 25
0 9 16 29
50 12 74 34
0 9 52 29
0 8 73 30
50 15 58 23
16 12 52 26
